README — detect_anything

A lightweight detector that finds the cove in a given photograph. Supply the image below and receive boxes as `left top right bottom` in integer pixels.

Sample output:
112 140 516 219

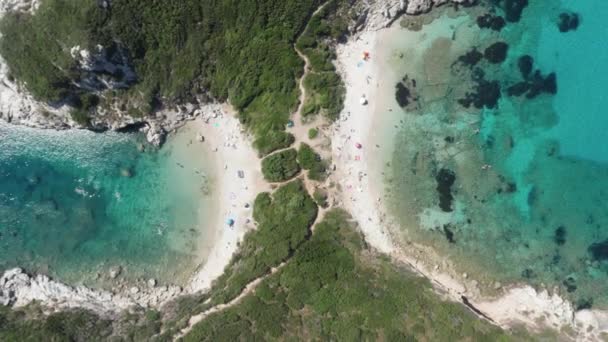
0 122 215 287
372 0 608 309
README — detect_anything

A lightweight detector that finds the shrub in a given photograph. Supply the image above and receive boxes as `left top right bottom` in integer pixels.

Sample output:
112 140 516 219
313 188 329 208
254 131 295 156
298 143 326 181
297 143 319 170
308 128 319 139
261 149 301 182
70 108 90 126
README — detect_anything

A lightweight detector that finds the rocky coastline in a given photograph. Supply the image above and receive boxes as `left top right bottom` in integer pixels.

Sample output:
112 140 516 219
0 0 475 147
0 0 477 318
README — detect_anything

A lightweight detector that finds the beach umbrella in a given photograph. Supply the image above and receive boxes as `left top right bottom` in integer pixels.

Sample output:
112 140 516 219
287 120 295 128
355 143 362 149
227 218 235 227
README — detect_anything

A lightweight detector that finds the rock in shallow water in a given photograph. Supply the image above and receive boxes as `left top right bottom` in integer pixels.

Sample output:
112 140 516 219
477 14 506 31
484 42 509 64
558 12 580 33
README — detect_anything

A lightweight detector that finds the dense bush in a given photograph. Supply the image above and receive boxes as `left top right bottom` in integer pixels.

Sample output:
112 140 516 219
0 305 162 341
185 210 532 341
0 0 324 153
261 149 301 182
298 143 327 181
253 131 295 156
202 180 317 306
0 0 95 102
296 0 347 121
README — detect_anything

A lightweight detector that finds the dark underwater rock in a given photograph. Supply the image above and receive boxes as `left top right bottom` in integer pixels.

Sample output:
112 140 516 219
504 0 529 23
395 82 412 107
508 70 557 99
521 268 535 279
588 239 608 261
460 80 501 109
563 276 577 293
558 12 580 32
436 168 456 212
477 14 506 31
543 72 557 94
484 42 509 64
443 224 455 243
526 71 557 99
575 298 593 311
554 226 567 246
458 49 483 66
518 55 534 79
507 82 530 97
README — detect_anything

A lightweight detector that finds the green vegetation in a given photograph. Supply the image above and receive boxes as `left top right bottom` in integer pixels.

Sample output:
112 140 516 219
208 180 316 304
261 149 301 182
70 108 90 126
296 0 348 121
0 206 543 342
253 131 295 157
0 0 94 102
308 127 319 139
298 143 327 181
0 305 163 341
0 0 326 154
184 210 532 341
313 188 329 208
157 180 318 336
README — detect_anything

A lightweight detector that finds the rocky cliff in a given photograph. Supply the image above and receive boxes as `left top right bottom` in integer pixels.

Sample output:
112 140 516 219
0 0 475 146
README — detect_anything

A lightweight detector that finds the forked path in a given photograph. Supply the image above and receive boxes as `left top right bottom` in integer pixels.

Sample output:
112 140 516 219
174 3 331 340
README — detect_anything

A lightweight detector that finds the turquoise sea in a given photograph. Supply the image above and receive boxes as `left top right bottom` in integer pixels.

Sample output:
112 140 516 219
381 0 608 308
0 122 214 287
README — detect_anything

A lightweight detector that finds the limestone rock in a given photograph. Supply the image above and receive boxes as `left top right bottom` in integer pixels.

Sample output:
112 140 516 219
109 266 122 279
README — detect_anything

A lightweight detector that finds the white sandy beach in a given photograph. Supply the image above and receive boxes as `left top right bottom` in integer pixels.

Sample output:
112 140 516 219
185 105 269 293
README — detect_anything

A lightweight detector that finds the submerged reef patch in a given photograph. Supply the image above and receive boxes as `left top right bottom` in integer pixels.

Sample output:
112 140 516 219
589 239 608 262
558 12 580 33
554 226 567 246
458 49 483 67
484 42 509 64
395 76 419 110
500 0 529 23
517 55 534 78
459 79 501 109
476 13 506 31
435 168 456 212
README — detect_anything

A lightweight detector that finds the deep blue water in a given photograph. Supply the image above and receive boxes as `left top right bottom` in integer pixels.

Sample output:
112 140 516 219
0 123 211 286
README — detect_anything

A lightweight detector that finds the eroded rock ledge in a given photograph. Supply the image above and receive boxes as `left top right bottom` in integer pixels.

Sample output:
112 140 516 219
0 268 183 317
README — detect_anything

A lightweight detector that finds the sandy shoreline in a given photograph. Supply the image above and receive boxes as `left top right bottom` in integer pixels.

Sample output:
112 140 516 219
185 105 269 293
0 104 267 313
331 17 608 341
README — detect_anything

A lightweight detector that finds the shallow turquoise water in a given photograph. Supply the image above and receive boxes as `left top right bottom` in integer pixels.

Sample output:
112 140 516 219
0 123 212 286
383 0 608 308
